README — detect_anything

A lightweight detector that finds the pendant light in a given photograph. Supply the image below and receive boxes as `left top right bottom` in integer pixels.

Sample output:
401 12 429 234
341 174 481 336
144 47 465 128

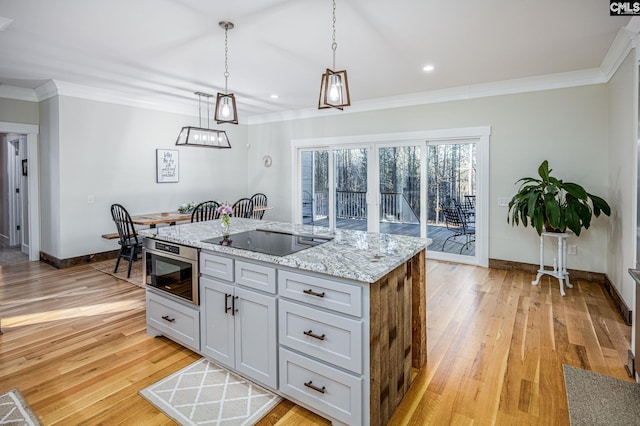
318 0 350 110
214 21 239 124
176 92 231 148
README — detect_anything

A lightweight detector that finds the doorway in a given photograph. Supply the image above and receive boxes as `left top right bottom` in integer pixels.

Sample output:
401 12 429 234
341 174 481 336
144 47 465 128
0 122 39 262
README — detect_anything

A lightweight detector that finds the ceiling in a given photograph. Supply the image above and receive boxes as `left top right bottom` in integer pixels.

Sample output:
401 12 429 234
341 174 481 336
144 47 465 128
0 1 632 121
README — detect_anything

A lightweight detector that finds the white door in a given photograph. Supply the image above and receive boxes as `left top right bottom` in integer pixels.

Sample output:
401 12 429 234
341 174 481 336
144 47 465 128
234 287 277 389
200 277 235 369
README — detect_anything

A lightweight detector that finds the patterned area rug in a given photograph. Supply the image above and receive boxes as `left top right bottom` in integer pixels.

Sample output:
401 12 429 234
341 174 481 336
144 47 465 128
140 358 281 425
564 364 640 425
90 258 144 288
0 388 43 426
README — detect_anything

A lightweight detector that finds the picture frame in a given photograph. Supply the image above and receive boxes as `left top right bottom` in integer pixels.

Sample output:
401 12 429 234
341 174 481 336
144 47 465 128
21 159 27 176
156 149 179 183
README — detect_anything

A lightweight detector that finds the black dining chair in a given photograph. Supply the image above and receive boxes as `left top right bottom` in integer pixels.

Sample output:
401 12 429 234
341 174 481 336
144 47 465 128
191 200 220 222
232 198 254 219
110 203 142 278
250 193 268 220
441 206 476 254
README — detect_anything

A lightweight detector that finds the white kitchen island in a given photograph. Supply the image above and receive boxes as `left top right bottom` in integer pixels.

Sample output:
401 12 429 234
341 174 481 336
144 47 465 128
140 219 428 426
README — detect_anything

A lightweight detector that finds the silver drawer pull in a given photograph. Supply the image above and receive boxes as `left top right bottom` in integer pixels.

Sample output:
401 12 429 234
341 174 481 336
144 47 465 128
303 330 326 341
303 289 325 298
304 381 326 394
161 315 175 323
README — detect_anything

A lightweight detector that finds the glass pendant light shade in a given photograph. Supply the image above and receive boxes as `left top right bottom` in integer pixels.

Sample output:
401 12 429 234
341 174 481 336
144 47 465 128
318 68 350 110
214 92 238 124
175 126 231 148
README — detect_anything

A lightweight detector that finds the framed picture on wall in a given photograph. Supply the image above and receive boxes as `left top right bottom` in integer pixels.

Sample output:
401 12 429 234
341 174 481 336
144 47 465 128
156 149 179 183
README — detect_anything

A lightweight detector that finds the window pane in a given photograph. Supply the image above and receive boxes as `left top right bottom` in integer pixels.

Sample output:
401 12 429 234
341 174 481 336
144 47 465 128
301 150 329 226
335 148 367 231
379 146 421 237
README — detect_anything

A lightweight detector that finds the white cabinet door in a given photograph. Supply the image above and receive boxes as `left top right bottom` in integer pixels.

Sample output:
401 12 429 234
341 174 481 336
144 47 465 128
234 287 278 389
201 277 235 369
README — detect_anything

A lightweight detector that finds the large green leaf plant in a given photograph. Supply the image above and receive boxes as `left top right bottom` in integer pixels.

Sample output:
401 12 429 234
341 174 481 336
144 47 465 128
507 160 611 236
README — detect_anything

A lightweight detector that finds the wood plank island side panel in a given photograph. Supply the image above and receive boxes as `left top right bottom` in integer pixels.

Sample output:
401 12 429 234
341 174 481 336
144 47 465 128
411 250 427 368
369 249 425 426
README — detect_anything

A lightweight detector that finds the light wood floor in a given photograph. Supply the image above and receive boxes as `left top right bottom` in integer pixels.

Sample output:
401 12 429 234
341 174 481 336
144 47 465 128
0 260 632 425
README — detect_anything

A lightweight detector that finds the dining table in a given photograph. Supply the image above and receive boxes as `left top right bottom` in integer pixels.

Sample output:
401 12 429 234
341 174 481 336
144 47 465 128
130 211 192 228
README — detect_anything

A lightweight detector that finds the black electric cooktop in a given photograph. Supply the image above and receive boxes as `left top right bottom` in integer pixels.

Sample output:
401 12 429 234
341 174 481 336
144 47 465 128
202 229 333 256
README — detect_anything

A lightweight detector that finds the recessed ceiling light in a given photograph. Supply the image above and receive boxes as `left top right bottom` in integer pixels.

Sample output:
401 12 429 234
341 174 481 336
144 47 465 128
423 65 435 72
0 16 13 32
270 94 279 99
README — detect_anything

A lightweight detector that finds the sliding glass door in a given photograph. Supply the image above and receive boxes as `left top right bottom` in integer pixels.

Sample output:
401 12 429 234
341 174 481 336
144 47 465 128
294 127 488 266
425 141 477 257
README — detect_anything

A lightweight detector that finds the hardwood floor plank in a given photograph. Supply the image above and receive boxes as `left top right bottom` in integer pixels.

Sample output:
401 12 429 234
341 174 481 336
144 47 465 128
0 260 632 425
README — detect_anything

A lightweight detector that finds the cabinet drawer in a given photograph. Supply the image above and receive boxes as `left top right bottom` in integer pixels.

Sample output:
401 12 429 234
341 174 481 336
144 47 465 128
147 290 200 351
279 348 362 426
279 300 362 374
235 260 276 294
200 252 234 282
278 270 362 317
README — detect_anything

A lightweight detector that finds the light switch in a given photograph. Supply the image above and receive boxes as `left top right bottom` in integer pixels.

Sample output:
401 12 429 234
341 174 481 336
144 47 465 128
88 194 95 204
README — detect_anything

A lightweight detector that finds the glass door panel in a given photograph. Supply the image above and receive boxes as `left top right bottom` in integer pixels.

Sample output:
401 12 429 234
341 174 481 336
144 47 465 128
426 142 476 256
300 150 329 226
334 148 368 231
379 146 421 237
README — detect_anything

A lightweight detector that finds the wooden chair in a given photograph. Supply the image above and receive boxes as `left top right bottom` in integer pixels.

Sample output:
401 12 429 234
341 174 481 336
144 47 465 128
250 193 268 219
191 201 220 222
441 206 475 254
110 203 142 278
232 198 254 219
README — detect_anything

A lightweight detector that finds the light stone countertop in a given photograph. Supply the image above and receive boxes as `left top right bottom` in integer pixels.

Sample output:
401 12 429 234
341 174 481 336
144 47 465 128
139 218 430 283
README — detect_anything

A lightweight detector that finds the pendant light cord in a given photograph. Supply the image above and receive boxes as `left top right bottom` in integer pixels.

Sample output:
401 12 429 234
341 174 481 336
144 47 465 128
331 0 337 70
224 25 230 94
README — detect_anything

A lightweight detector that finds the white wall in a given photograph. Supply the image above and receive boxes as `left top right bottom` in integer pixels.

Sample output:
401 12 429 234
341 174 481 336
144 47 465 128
248 84 611 273
607 50 638 307
39 97 61 257
52 96 249 259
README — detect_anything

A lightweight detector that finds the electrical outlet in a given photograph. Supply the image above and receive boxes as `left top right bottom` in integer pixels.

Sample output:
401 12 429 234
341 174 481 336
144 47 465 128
87 194 95 204
568 244 577 255
498 197 510 207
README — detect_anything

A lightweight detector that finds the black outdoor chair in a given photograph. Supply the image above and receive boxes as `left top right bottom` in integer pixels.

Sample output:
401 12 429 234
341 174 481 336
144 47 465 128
191 200 220 222
232 198 254 219
250 193 268 220
453 197 475 225
110 203 142 278
441 206 476 254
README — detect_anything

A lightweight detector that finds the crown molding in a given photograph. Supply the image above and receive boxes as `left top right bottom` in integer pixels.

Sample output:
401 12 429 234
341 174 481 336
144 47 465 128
0 85 38 102
600 26 636 81
246 68 607 125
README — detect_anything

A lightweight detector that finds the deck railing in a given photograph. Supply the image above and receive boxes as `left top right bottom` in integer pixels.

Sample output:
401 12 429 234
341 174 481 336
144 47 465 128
304 190 420 223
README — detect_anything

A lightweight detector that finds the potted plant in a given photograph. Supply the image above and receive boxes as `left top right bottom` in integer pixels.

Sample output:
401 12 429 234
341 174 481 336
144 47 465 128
507 160 611 236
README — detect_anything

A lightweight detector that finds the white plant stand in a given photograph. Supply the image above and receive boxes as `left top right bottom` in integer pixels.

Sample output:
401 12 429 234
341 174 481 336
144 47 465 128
532 232 572 296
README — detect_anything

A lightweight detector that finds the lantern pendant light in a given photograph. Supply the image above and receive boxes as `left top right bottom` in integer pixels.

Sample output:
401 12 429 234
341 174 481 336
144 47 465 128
318 0 350 110
175 92 231 148
214 21 239 124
